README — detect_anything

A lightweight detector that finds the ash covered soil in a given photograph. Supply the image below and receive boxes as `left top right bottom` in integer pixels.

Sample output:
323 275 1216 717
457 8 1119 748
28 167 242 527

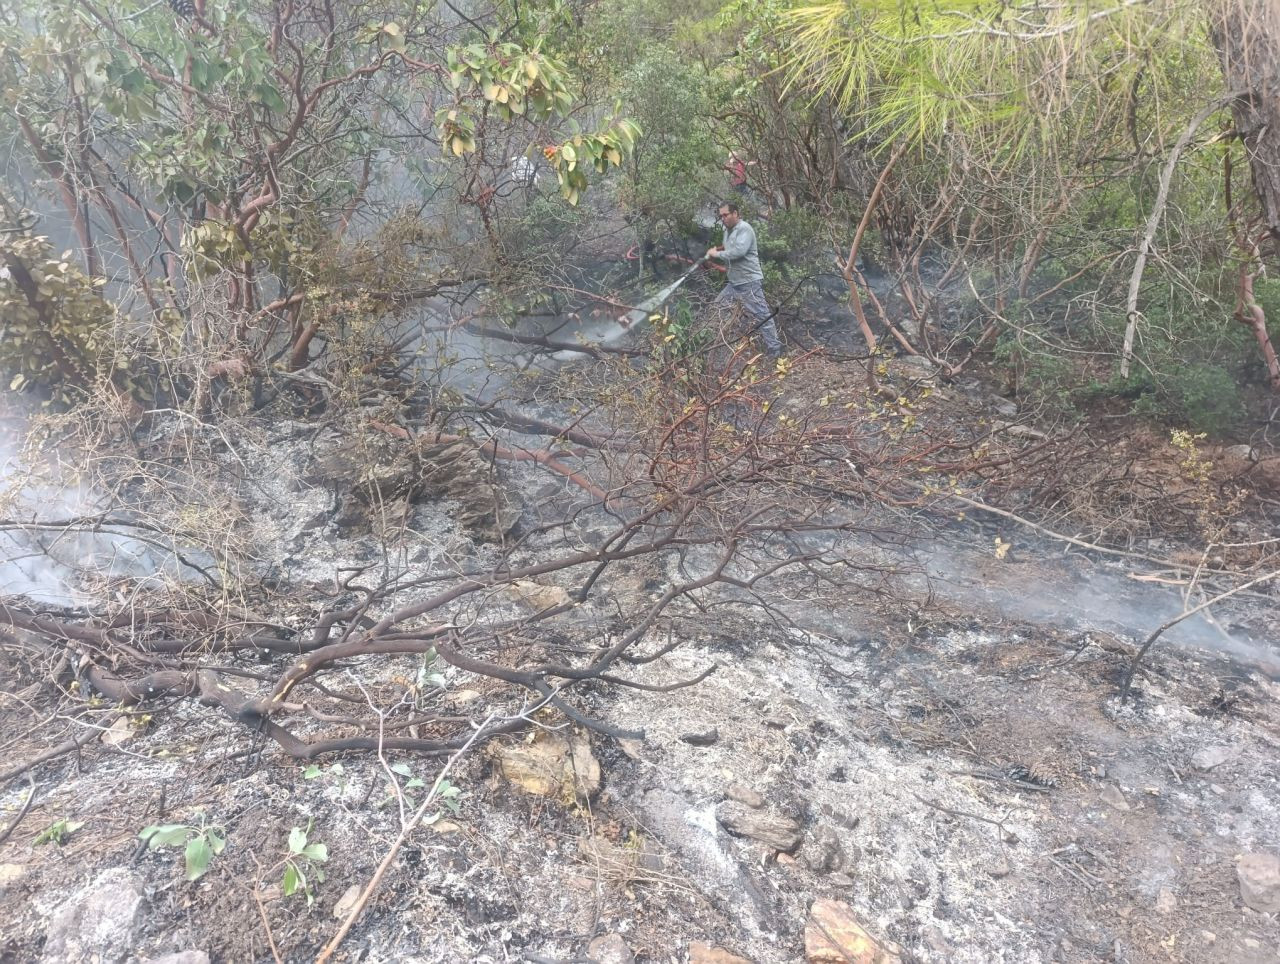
2 349 1280 964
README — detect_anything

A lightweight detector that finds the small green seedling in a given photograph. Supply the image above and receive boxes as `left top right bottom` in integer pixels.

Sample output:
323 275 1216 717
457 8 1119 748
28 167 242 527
282 822 328 905
33 818 84 847
302 762 346 783
138 821 226 881
416 647 447 692
436 779 463 816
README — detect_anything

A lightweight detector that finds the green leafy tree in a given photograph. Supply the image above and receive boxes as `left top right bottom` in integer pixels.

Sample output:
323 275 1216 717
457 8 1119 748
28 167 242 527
617 47 720 272
0 0 638 395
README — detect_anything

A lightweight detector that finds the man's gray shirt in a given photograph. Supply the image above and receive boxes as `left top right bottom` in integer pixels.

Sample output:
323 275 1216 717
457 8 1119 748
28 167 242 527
714 219 764 285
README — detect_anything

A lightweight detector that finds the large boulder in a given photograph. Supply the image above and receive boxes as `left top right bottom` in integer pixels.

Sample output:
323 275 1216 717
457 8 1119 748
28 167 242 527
1238 853 1280 913
42 868 144 963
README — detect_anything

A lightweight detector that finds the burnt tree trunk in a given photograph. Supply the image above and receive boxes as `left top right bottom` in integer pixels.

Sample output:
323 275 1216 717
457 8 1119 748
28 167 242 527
1210 0 1280 250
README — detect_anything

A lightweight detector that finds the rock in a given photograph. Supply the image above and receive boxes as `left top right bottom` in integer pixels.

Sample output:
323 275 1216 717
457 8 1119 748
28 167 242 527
0 863 29 895
1238 853 1280 913
895 355 935 374
802 826 847 874
990 396 1018 417
829 873 855 888
43 868 144 964
490 731 601 801
299 509 330 532
716 801 803 852
1190 745 1235 771
145 954 210 964
506 579 571 611
1100 784 1130 811
680 727 720 747
587 933 634 964
689 941 754 963
1004 423 1047 440
804 899 901 963
922 925 955 957
1223 444 1257 462
725 784 766 809
618 739 645 761
1155 887 1177 914
332 495 369 529
101 716 136 747
333 884 361 920
988 857 1012 879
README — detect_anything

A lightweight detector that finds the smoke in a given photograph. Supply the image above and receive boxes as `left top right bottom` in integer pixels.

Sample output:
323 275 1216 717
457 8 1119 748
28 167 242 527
918 535 1278 665
0 394 197 608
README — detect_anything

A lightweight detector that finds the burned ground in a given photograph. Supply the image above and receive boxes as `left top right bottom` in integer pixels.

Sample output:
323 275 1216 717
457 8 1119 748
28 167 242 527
1 326 1279 964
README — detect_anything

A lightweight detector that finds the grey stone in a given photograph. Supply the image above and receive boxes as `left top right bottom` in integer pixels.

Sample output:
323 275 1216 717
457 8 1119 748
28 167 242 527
299 509 331 532
1100 784 1130 811
1190 745 1235 771
1224 444 1257 462
922 925 955 957
1155 887 1177 914
1238 853 1280 913
332 884 361 920
1005 423 1047 440
990 396 1018 417
680 727 719 747
725 784 766 809
145 954 211 964
988 857 1012 879
896 355 935 373
587 933 634 964
0 863 29 896
802 825 847 873
43 868 144 964
716 801 803 852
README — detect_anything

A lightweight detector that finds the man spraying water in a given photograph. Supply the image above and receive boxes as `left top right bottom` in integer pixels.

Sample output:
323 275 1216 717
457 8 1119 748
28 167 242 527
705 202 784 360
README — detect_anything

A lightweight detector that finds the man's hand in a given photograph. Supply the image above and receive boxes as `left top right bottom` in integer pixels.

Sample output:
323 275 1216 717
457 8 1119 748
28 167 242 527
705 245 722 260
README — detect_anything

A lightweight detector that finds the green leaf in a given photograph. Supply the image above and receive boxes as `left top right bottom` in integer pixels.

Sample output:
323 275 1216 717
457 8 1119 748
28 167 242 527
146 825 192 849
287 826 307 854
255 84 288 114
184 835 213 881
389 762 413 777
207 829 226 856
303 765 322 780
282 863 300 897
302 842 328 862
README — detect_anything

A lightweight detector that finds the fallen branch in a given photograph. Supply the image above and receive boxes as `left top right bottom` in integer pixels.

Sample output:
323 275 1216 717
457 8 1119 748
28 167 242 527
316 712 498 964
0 776 36 845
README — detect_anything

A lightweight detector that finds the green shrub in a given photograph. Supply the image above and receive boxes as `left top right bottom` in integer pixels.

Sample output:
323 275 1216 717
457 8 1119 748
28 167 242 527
1134 361 1244 435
